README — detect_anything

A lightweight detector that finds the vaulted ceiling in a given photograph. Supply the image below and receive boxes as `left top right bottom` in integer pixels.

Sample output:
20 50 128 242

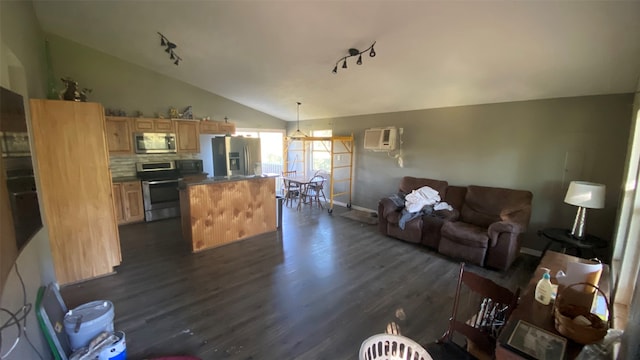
33 1 640 121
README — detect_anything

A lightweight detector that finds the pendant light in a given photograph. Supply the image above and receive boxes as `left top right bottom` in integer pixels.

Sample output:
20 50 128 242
291 101 308 137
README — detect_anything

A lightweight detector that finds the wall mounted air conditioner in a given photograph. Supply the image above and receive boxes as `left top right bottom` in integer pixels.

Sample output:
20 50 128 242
364 127 397 151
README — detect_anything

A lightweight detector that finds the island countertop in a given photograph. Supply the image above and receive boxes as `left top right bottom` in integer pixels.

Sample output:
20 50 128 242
178 173 279 188
179 175 277 252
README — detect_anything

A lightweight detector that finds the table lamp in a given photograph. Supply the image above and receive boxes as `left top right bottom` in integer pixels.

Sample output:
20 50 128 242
564 181 606 239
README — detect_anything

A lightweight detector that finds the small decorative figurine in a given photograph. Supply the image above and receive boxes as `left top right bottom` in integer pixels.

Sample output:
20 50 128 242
60 77 79 101
78 88 92 102
60 77 92 102
168 107 179 118
181 106 193 119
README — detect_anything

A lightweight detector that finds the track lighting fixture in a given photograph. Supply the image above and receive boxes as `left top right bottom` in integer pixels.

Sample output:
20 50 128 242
157 32 182 66
331 41 376 74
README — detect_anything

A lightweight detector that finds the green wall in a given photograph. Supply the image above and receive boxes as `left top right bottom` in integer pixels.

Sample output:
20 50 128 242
45 33 286 129
1 1 54 359
41 14 632 250
290 94 633 248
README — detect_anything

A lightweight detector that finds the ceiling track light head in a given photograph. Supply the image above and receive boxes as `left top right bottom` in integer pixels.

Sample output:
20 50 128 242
158 32 182 66
331 41 376 74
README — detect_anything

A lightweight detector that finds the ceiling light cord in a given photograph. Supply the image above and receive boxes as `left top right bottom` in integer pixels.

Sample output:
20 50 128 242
332 41 376 74
157 32 182 66
292 102 308 137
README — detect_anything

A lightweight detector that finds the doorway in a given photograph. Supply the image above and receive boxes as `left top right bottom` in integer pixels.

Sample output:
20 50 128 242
236 129 285 192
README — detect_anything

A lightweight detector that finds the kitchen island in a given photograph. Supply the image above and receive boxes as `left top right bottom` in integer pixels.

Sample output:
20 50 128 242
179 175 277 252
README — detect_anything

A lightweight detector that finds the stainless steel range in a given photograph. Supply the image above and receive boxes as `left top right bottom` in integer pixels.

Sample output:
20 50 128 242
136 161 181 222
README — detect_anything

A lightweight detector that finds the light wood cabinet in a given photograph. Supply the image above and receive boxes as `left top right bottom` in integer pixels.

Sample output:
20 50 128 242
113 180 144 225
180 177 276 252
29 100 121 285
218 121 236 135
199 121 219 134
199 120 236 135
174 120 200 153
112 183 124 223
105 116 133 154
133 118 174 133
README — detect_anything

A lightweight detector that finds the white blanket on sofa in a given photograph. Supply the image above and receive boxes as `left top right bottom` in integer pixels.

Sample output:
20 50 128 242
404 186 441 213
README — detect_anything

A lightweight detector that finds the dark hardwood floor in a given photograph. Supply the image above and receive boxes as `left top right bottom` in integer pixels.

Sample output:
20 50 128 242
61 205 538 360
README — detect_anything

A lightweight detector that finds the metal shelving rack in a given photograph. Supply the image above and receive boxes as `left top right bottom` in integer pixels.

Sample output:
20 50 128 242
284 134 353 213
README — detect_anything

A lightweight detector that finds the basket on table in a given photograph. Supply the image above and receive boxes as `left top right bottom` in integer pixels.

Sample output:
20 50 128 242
553 282 610 345
359 334 433 360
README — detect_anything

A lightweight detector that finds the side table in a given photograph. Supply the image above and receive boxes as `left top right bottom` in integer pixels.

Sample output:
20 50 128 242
538 228 608 258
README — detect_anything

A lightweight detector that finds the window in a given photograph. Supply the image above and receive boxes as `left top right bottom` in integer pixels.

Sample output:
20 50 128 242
611 109 640 331
311 130 331 172
236 130 284 174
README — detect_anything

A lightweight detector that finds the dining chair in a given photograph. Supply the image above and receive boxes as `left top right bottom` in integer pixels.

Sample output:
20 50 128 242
425 263 520 360
301 172 326 209
282 170 300 207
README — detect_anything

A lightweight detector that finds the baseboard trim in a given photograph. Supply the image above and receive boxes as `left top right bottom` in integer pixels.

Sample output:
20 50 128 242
520 247 542 257
330 201 377 215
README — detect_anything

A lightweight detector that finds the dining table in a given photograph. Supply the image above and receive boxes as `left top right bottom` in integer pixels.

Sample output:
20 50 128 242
282 175 322 210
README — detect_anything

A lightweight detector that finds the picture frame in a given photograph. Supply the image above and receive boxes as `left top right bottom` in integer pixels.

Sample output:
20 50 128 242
506 320 567 360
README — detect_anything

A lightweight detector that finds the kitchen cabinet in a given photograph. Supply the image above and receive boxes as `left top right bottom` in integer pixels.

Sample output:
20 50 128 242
133 118 174 133
199 120 236 135
112 183 124 223
199 121 219 134
105 116 133 154
29 99 121 285
218 121 236 135
180 176 276 252
174 120 200 153
112 180 144 225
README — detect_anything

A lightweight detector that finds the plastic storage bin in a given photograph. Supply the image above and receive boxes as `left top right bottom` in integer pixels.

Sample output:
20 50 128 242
64 300 115 350
99 331 126 360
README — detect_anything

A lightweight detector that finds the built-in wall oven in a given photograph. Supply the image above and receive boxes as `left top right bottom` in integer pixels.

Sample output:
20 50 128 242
136 161 181 222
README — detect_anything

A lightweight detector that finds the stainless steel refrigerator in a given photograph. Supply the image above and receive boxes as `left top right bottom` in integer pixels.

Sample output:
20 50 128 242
212 136 262 176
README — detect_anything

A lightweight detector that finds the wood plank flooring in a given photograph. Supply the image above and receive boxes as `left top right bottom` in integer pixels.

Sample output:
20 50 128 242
61 205 538 360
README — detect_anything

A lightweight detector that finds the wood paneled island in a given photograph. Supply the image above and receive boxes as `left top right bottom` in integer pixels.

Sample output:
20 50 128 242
179 175 277 252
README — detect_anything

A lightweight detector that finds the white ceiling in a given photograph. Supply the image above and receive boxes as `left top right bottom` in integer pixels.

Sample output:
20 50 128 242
33 1 640 121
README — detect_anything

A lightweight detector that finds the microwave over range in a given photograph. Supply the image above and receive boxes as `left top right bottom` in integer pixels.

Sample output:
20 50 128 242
134 132 177 154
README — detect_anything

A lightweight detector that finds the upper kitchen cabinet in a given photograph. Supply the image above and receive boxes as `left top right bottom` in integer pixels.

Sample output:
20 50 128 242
133 118 174 133
29 100 121 285
105 116 133 154
199 121 219 134
174 120 200 153
199 120 236 135
218 121 236 135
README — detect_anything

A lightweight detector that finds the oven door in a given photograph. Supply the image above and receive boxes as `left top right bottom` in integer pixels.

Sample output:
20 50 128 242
141 179 181 221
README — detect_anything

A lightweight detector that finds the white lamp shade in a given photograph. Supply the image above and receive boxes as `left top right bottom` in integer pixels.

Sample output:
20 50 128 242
564 181 606 209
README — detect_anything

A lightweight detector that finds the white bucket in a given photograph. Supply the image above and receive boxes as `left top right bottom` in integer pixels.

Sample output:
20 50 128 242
64 301 115 350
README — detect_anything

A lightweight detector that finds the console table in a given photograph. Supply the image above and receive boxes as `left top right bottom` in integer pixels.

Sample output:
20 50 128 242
495 251 610 360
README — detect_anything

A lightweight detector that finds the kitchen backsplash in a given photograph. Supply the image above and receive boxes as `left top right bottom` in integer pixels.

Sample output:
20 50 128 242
110 153 201 177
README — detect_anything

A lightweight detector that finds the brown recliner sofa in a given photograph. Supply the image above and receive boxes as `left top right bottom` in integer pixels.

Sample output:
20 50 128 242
378 176 532 270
